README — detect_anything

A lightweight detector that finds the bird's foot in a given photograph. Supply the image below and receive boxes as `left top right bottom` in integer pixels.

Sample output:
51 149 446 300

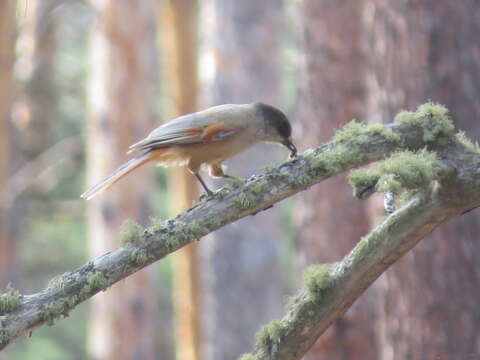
199 188 214 201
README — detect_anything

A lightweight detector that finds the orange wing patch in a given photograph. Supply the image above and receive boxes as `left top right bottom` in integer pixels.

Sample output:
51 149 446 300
179 128 203 138
202 122 237 143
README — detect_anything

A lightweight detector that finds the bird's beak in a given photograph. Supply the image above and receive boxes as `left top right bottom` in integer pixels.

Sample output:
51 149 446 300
283 137 297 158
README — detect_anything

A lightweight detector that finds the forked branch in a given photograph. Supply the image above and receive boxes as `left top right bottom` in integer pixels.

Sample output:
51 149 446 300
1 104 479 358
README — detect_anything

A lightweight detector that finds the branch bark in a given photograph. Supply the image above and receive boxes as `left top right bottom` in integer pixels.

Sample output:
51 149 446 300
1 106 480 356
245 190 450 360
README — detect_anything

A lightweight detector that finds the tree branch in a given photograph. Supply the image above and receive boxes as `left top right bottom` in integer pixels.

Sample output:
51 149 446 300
245 190 451 360
1 104 479 355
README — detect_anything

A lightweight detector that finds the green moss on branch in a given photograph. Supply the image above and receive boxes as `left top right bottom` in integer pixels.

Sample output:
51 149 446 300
333 120 402 146
456 131 480 153
236 192 256 210
304 264 335 301
255 319 288 356
42 296 78 326
395 102 454 142
377 150 437 192
120 219 143 244
0 286 21 314
349 150 437 197
238 354 255 360
47 273 69 291
348 168 381 199
130 248 150 265
0 327 10 343
81 271 109 297
250 263 335 358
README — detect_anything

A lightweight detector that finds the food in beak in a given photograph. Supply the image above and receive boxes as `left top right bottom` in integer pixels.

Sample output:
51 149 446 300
284 141 297 158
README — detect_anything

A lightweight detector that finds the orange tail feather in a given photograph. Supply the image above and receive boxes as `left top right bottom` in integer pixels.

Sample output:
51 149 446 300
81 151 154 200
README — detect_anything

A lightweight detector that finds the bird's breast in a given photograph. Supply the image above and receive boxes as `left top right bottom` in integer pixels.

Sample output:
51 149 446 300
184 132 258 165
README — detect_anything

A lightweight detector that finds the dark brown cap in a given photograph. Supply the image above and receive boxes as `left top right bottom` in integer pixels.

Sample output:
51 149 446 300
254 102 292 139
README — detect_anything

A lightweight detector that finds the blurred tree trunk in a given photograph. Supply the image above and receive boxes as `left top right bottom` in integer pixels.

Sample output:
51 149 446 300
86 1 160 359
158 1 202 360
3 0 60 289
17 0 59 156
364 2 480 358
199 1 286 359
0 0 16 288
295 1 377 359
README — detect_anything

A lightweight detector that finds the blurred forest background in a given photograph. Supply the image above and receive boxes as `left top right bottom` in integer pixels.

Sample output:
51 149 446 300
1 0 480 359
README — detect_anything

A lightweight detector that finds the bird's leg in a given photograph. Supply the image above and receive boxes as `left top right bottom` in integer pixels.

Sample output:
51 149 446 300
209 163 239 180
209 163 229 178
209 163 245 187
188 160 214 196
195 173 213 196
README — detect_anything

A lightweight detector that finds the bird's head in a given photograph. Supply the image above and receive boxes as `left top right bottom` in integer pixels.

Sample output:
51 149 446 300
254 102 297 158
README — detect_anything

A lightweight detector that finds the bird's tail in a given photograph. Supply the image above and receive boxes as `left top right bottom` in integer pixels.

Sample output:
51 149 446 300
81 151 154 200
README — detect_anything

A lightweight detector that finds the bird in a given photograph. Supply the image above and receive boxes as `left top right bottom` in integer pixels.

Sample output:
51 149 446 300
81 102 297 200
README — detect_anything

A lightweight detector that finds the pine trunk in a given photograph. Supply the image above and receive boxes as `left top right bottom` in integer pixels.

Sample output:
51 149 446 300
364 1 480 358
0 0 16 288
295 1 377 359
86 1 160 359
158 1 202 360
200 1 286 359
19 0 58 155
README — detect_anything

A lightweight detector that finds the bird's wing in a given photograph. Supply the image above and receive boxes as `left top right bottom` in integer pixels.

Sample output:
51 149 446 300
127 111 242 153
